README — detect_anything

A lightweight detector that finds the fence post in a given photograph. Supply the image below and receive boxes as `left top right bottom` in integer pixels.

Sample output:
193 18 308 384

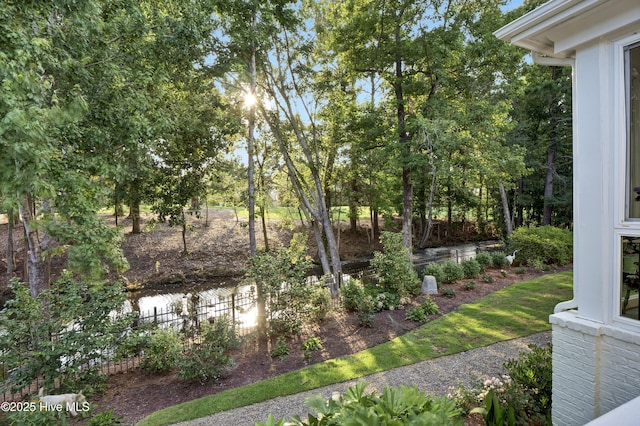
231 293 236 325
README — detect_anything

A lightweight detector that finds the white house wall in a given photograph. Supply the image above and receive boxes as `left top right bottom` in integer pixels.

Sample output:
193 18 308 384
496 1 640 424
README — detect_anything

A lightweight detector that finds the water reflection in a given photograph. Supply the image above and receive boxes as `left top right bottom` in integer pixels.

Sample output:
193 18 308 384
123 280 258 334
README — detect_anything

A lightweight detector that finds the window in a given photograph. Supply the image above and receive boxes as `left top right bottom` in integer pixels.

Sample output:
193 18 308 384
621 43 640 320
627 43 640 218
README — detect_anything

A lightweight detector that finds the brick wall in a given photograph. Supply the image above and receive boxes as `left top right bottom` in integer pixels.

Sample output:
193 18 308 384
551 312 640 425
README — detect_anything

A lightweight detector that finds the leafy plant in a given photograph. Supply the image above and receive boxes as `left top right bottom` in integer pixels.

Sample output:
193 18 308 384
461 259 481 279
140 327 182 373
441 261 464 283
371 231 420 296
471 389 515 426
474 252 493 271
87 409 125 426
302 337 323 352
406 297 439 322
177 316 239 382
515 267 526 275
271 338 290 361
261 382 463 425
302 337 323 362
464 281 475 291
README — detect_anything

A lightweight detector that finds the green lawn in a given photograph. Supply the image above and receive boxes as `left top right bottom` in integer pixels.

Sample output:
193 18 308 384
137 271 573 426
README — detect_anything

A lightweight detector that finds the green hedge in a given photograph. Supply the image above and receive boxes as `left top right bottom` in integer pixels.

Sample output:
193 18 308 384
508 226 573 266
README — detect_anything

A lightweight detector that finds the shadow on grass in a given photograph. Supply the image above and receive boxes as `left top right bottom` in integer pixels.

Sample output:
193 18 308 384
137 271 573 426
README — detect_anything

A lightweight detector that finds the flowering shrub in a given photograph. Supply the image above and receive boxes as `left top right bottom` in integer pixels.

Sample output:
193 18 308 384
451 344 552 426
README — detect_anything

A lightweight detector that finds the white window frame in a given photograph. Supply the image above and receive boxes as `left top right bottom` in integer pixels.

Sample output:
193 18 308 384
613 34 640 329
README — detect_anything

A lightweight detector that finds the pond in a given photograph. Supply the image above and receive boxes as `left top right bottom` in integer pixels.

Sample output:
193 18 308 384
120 240 504 332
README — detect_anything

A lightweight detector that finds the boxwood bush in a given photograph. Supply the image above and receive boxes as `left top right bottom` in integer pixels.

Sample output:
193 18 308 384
441 260 464 283
422 263 445 286
461 258 481 279
508 226 573 266
474 251 492 271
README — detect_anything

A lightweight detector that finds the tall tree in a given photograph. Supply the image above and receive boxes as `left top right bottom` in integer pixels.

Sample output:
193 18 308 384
324 0 506 250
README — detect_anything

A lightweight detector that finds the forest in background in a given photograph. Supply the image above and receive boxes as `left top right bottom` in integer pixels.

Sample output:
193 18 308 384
1 0 572 299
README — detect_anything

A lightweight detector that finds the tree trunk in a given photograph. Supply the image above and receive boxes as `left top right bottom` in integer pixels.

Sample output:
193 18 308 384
499 182 513 236
20 197 51 298
247 15 258 257
543 66 562 226
6 209 15 277
130 200 141 234
259 205 269 252
419 168 437 248
181 210 188 255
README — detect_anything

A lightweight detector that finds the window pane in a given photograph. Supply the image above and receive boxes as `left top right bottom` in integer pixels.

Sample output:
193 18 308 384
628 44 640 218
622 237 640 319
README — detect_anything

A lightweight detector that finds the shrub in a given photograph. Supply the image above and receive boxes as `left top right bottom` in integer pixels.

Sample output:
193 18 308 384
509 226 573 266
368 290 401 312
491 251 509 268
464 281 475 291
515 267 526 275
177 316 238 382
529 258 547 272
0 274 135 395
140 327 182 372
258 382 462 426
357 295 376 327
441 287 456 298
481 274 494 283
456 344 553 426
309 283 332 322
441 261 464 283
461 259 481 279
474 252 492 271
504 344 552 423
423 263 445 286
340 279 366 312
371 231 420 296
406 297 440 322
245 234 314 337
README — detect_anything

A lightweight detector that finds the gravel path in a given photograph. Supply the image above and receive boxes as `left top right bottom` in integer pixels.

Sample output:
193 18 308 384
172 331 551 426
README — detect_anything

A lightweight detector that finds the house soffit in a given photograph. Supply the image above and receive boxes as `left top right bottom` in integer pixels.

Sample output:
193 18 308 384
495 0 640 58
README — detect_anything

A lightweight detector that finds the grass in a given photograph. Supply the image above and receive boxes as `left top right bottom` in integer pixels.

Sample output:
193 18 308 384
137 271 573 426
